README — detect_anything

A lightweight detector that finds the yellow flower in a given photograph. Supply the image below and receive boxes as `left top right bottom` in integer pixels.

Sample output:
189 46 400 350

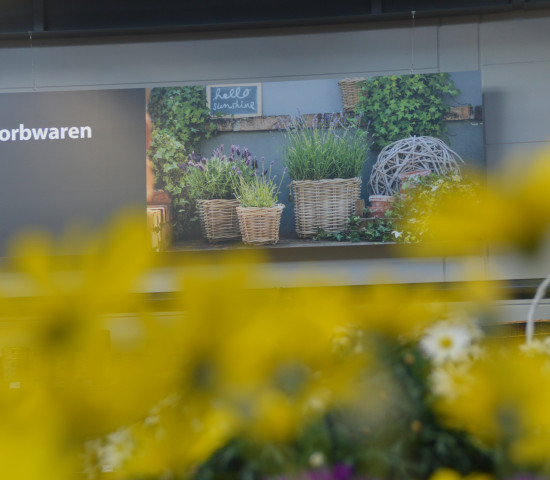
429 468 493 480
422 147 550 254
434 343 550 465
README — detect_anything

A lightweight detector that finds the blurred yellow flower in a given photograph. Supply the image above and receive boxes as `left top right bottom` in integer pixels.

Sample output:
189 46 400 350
423 147 550 254
429 468 494 480
434 344 550 465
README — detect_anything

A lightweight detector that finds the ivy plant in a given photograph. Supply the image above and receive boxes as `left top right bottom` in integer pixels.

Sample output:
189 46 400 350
354 73 460 151
147 86 218 239
314 211 397 243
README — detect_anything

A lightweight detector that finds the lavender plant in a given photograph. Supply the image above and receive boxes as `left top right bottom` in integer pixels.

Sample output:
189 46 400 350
281 114 371 181
234 161 288 208
184 145 258 201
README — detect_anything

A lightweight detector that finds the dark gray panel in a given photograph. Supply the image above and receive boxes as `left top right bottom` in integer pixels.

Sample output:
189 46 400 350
0 89 145 250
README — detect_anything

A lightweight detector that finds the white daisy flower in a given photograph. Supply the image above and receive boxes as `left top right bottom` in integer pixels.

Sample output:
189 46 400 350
420 322 476 365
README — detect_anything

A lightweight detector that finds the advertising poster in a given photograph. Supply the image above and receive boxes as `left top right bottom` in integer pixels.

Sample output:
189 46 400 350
147 71 483 250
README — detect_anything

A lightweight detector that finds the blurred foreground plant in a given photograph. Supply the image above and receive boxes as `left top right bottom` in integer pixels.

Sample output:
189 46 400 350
4 147 550 480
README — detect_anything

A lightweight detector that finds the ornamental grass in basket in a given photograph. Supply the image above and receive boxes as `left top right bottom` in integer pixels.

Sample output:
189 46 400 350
280 113 370 181
280 113 370 237
234 162 287 245
185 145 258 242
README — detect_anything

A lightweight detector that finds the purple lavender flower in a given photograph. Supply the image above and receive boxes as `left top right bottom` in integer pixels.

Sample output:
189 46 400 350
331 464 353 480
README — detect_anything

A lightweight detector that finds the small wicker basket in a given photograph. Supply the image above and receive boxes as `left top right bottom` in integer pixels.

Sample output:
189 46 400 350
290 177 361 238
338 77 366 111
237 204 285 245
197 199 240 243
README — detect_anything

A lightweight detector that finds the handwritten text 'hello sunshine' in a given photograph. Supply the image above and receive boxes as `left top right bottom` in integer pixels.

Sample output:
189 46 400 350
211 87 256 112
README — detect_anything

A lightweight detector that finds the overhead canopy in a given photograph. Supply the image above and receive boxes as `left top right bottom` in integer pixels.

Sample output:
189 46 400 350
2 0 550 38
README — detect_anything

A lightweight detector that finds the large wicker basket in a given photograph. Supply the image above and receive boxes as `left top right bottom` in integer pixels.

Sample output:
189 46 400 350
338 77 366 111
197 199 240 243
236 204 285 245
290 177 361 238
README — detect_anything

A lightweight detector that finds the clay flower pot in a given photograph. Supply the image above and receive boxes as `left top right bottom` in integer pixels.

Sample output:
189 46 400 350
398 169 432 193
368 195 395 219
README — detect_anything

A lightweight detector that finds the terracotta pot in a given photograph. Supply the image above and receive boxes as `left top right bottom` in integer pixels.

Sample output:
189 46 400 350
368 195 395 219
398 169 432 193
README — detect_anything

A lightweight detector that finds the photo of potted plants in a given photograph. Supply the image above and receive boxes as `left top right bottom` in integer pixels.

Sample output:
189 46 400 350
185 145 258 243
281 113 370 238
234 162 286 245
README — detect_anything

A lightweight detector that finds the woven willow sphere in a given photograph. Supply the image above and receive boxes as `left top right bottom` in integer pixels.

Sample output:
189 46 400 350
368 136 464 195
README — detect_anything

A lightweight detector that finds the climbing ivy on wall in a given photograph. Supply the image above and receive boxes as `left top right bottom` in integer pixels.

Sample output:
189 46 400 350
354 73 460 151
147 86 218 239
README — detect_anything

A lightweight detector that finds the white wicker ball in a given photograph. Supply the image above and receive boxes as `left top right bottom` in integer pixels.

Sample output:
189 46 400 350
368 136 464 195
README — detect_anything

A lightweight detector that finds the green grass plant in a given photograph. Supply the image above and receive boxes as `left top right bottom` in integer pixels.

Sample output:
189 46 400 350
281 114 370 181
235 163 287 208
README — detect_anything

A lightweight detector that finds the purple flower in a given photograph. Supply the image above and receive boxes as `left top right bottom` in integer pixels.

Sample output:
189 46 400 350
331 464 353 480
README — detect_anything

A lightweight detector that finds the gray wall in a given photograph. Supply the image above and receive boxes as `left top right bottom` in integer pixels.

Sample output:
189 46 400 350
1 12 547 175
1 11 550 280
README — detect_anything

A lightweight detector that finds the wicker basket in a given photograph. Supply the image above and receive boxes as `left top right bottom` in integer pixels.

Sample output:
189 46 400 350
338 77 366 111
197 199 240 243
290 177 361 238
237 204 285 245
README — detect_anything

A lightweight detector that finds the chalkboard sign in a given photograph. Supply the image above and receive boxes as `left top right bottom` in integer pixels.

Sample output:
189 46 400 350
207 84 262 117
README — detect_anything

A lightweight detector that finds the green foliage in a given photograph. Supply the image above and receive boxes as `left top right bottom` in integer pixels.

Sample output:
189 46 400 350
185 147 258 201
314 211 397 243
281 114 370 181
148 86 216 155
392 173 479 244
235 164 287 208
147 86 218 239
192 341 493 480
354 73 460 151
